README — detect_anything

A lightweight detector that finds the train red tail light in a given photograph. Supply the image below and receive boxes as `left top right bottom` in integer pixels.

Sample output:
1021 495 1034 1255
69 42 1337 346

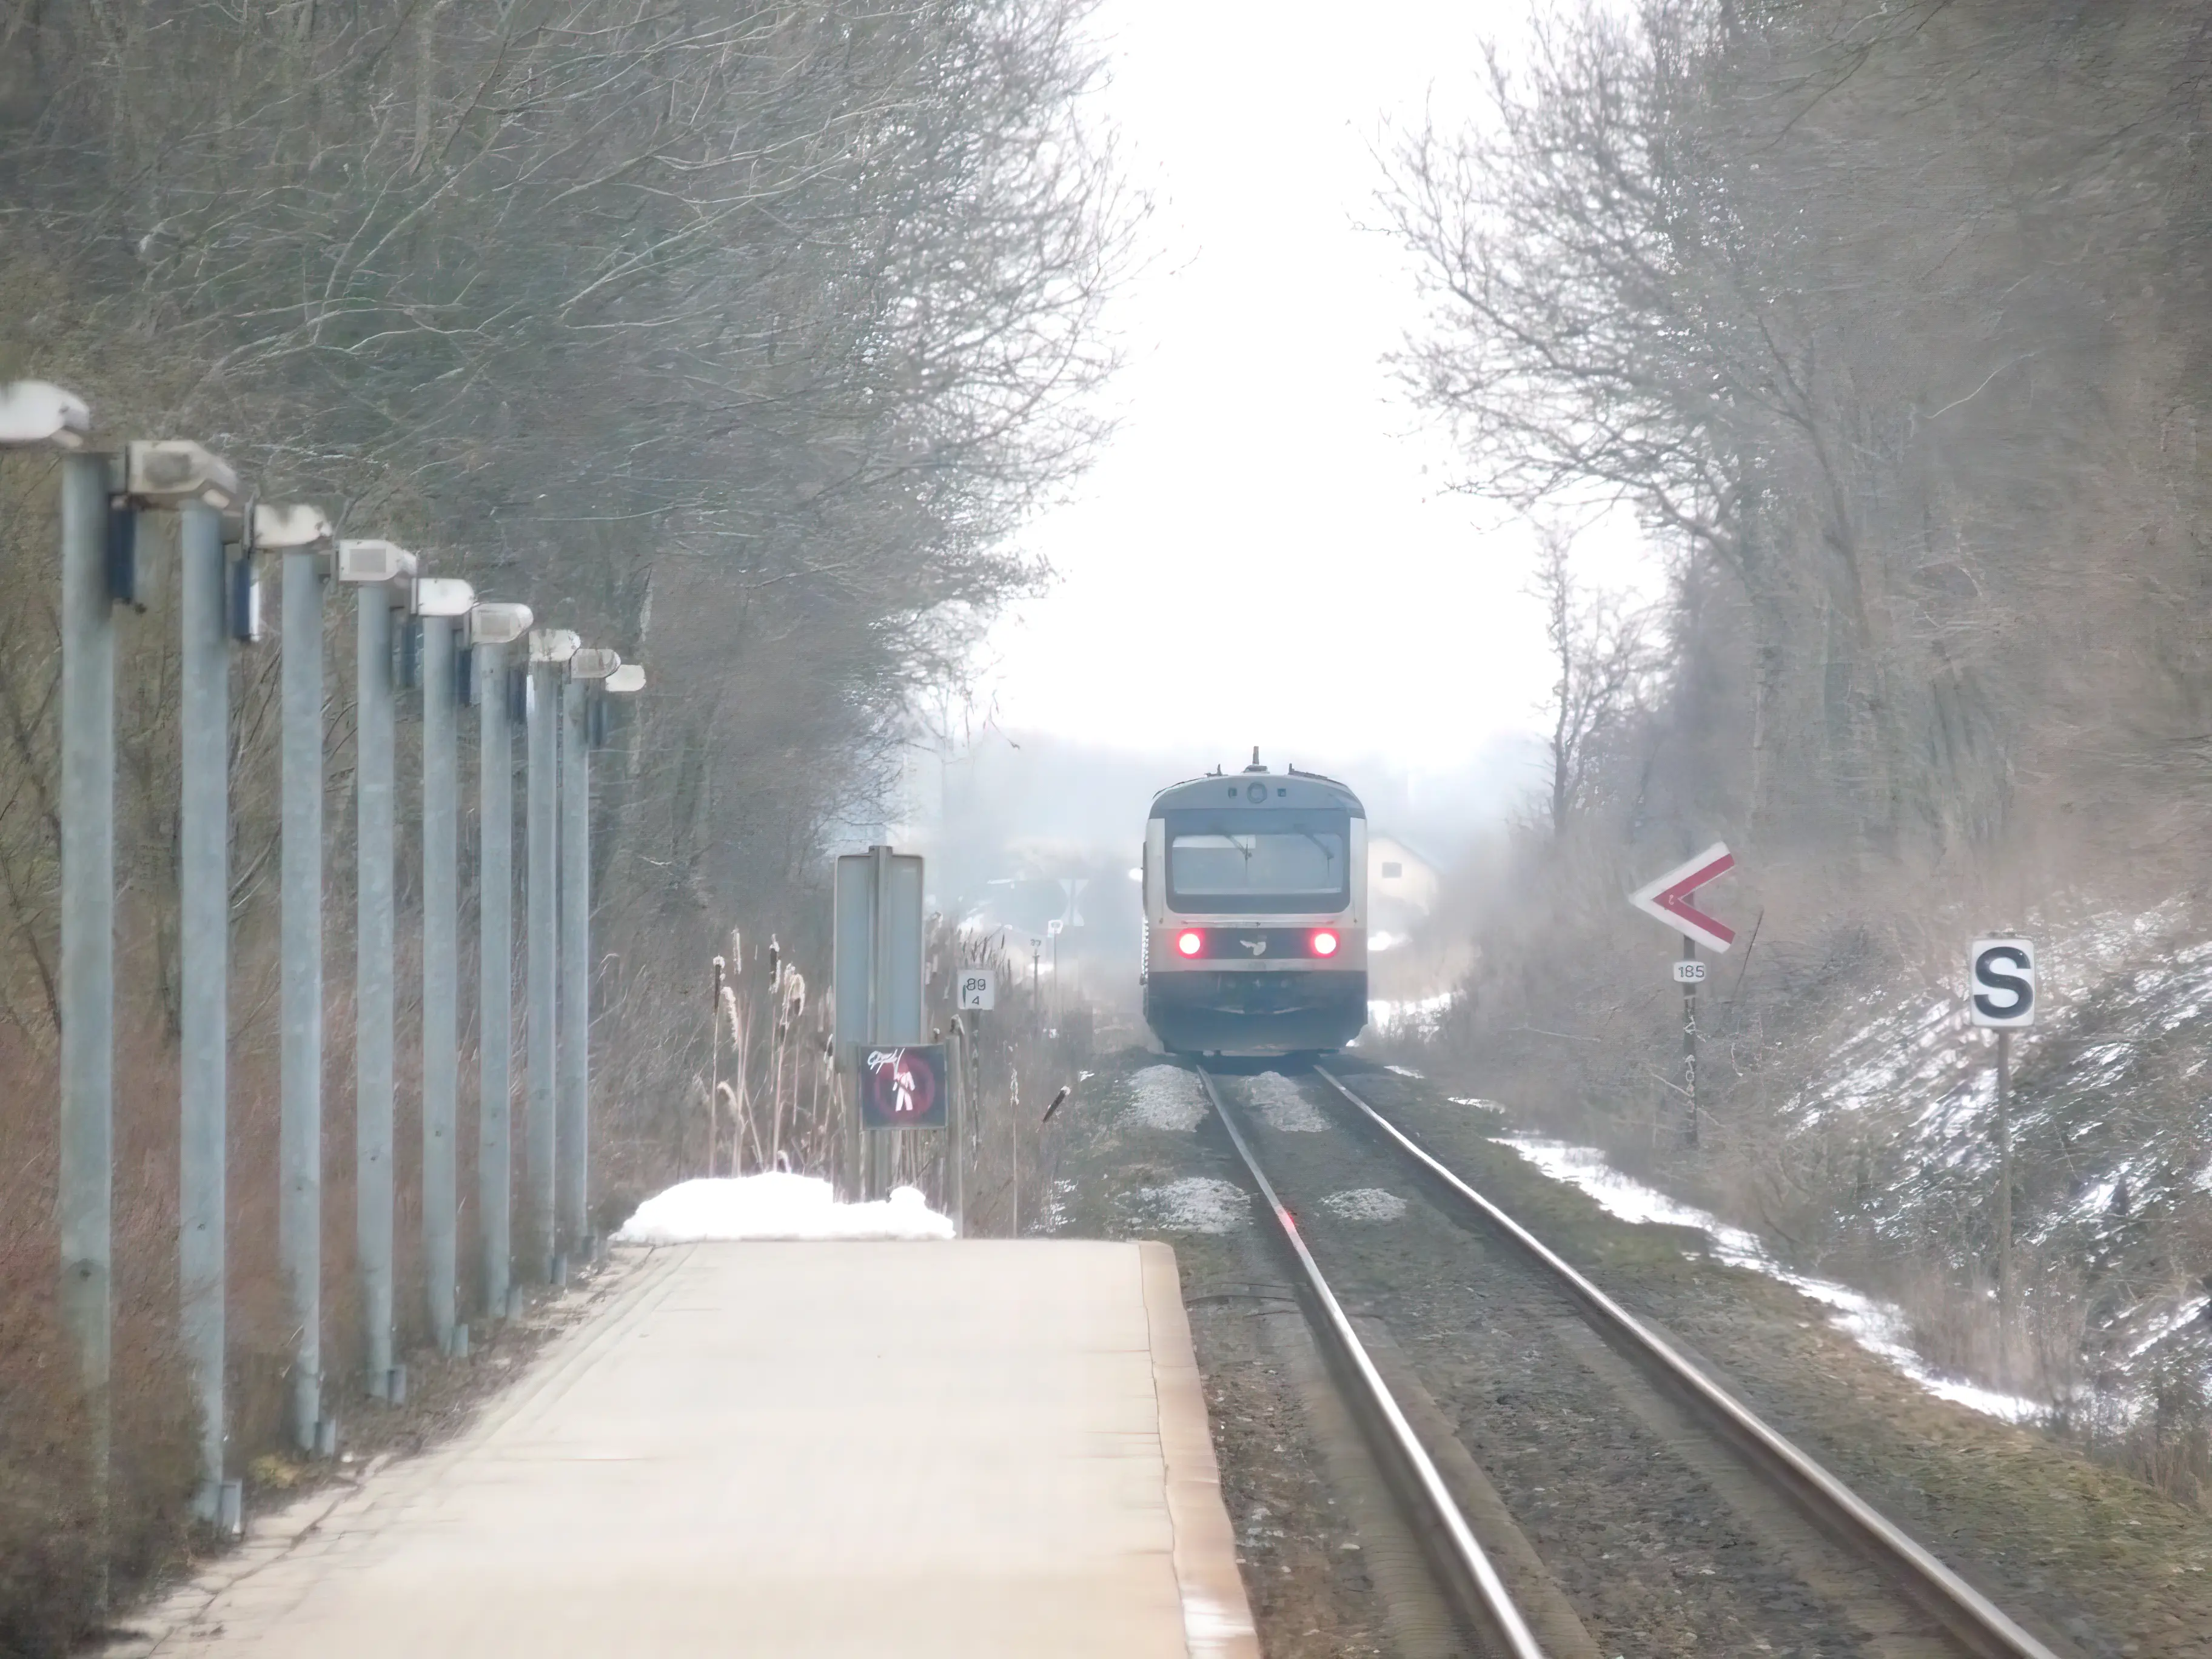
1310 928 1340 957
1175 929 1204 957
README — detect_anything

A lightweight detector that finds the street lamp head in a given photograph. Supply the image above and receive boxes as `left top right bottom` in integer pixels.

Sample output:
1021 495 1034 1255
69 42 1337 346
413 576 476 618
249 501 332 551
0 380 92 449
336 539 418 585
603 663 647 695
529 628 581 665
568 646 621 682
468 602 533 646
125 440 240 512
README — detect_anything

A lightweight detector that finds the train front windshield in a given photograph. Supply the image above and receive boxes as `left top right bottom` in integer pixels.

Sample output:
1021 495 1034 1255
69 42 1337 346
1164 809 1350 914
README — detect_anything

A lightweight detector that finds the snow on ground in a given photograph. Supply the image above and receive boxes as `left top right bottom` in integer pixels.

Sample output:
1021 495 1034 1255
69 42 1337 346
1245 1071 1330 1131
1501 1136 2043 1424
1121 1064 1209 1133
1135 1176 1250 1233
1367 989 1458 1037
1321 1187 1409 1222
612 1173 954 1244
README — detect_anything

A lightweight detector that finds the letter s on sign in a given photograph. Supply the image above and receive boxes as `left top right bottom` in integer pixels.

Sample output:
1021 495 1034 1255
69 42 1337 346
1968 939 2036 1028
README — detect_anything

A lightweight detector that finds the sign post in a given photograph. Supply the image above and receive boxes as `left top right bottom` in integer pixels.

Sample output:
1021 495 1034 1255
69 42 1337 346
947 967 998 1239
833 847 924 1200
1631 843 1737 1147
1968 937 2036 1358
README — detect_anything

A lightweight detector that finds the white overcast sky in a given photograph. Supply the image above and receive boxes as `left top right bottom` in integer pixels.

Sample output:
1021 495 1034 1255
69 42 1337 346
976 0 1650 777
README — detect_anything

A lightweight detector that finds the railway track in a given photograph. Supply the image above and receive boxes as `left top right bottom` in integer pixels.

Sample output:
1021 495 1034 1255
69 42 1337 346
1193 1061 2066 1659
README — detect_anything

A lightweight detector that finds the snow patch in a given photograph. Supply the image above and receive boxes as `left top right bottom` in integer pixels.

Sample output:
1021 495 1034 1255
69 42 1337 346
1245 1072 1330 1131
1321 1187 1409 1222
1500 1136 2042 1424
2131 1297 2212 1359
1136 1176 1250 1234
1121 1065 1208 1133
613 1173 954 1244
1369 990 1456 1036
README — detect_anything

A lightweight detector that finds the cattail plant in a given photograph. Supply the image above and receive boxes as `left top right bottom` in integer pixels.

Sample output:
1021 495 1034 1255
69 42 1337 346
769 966 806 1170
707 953 726 1178
734 982 760 1176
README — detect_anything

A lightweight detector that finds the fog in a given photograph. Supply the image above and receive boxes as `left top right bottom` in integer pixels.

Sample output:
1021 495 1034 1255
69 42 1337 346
900 729 1537 1017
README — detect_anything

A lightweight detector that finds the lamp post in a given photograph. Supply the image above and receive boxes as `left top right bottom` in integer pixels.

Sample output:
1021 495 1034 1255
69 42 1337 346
2 383 107 1561
277 506 335 1453
470 602 533 1318
181 499 326 1520
116 444 253 1503
525 628 578 1281
414 575 475 1355
337 538 417 1403
558 646 622 1261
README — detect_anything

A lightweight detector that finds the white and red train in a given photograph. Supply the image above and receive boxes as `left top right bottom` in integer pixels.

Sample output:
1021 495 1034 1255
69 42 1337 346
1140 755 1368 1055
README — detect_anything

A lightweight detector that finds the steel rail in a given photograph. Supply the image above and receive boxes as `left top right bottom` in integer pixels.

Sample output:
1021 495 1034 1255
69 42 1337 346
1194 1065 1548 1659
1312 1063 2063 1659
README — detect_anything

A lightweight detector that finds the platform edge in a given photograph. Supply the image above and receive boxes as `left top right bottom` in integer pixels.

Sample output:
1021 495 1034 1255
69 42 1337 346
1138 1239 1262 1659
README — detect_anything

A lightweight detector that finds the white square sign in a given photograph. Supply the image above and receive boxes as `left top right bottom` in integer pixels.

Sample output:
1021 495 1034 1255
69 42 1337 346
1968 938 2036 1028
957 969 996 1011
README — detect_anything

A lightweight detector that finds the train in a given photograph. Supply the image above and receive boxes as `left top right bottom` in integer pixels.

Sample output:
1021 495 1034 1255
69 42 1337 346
1140 753 1368 1055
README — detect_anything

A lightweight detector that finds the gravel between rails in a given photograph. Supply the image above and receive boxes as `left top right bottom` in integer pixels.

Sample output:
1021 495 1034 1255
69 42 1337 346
1209 1063 1963 1659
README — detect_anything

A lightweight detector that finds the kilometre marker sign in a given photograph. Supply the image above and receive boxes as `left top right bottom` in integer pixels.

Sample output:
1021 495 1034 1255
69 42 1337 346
1631 842 1738 953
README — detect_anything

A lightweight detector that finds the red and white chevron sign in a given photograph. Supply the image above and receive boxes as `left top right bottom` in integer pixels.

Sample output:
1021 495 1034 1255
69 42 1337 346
1630 843 1737 954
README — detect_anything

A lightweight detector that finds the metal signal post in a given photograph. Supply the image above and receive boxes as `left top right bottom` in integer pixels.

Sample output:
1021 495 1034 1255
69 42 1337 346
1634 843 1737 1150
1679 940 1700 1147
1968 937 2036 1366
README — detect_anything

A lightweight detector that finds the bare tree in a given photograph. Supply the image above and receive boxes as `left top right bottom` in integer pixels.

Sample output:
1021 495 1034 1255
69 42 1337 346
1393 0 2212 1508
0 5 1131 1635
1532 522 1654 844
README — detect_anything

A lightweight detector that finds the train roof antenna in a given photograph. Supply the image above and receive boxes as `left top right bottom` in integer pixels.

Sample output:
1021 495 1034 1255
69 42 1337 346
1244 745 1265 773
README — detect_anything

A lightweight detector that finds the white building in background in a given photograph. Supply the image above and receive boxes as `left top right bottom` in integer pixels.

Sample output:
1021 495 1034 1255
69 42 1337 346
1366 834 1440 946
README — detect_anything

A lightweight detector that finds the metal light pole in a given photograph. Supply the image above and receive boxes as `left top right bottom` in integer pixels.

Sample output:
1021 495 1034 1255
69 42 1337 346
525 629 578 1281
556 652 631 1259
178 499 228 1515
558 650 615 1258
280 541 328 1453
181 499 326 1517
41 415 252 1547
557 675 589 1260
471 603 532 1318
58 443 115 1527
417 578 475 1353
340 539 415 1402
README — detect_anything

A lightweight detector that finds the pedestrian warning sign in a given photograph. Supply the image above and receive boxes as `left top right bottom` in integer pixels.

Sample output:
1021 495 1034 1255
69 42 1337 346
858 1045 949 1128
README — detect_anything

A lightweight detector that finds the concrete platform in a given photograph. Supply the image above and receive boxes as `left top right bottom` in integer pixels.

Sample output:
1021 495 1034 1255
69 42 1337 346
136 1240 1257 1658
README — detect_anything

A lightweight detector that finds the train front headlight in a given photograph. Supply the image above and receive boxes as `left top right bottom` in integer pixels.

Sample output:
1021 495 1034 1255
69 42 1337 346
1310 929 1340 957
1175 929 1204 958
